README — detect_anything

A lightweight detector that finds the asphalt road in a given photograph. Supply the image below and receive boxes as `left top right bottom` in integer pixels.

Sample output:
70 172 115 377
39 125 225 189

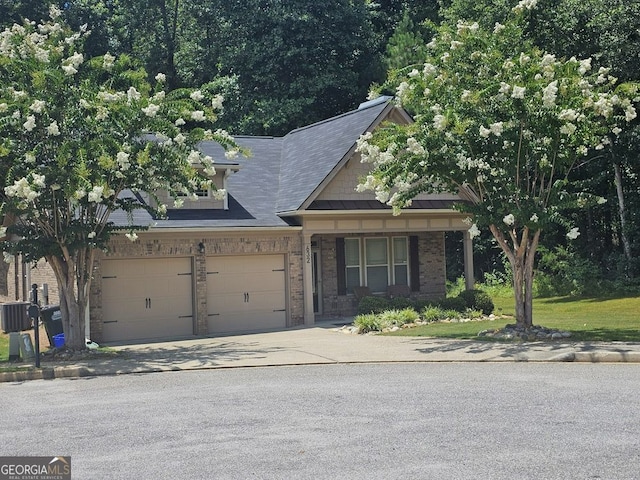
2 363 639 480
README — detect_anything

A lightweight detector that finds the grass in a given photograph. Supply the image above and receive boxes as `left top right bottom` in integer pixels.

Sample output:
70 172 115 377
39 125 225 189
386 292 640 342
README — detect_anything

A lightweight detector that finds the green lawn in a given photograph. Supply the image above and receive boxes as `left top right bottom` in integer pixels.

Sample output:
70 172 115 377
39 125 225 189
387 293 640 342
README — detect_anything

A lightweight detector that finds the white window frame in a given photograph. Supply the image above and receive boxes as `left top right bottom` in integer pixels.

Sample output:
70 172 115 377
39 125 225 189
344 236 410 294
392 236 409 286
344 238 362 293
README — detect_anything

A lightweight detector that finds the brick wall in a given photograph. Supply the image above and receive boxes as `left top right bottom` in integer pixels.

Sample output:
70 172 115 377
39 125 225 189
318 231 446 317
0 257 59 305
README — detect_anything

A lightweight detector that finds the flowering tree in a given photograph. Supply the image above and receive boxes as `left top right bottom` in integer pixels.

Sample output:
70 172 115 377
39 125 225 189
357 0 639 328
0 7 240 349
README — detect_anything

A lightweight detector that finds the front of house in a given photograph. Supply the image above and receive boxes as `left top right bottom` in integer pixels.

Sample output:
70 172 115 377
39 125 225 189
3 97 475 344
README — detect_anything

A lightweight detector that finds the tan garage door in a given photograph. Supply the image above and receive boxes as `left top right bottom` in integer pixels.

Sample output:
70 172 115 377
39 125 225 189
207 254 287 334
101 257 194 343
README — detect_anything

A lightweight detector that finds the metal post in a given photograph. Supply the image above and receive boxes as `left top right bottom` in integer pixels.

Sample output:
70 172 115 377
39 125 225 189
30 284 41 368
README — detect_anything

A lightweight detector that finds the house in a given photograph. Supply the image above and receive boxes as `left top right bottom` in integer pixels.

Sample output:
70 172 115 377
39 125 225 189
2 96 475 343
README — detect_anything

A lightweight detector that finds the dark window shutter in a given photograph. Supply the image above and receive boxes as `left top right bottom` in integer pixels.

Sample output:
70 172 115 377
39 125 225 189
409 236 420 292
336 237 346 295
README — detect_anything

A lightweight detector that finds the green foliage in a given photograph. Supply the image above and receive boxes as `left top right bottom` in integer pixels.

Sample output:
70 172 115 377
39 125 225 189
388 296 415 310
438 296 467 312
354 308 419 332
534 246 604 296
357 296 392 315
457 289 494 315
353 313 380 333
421 306 450 322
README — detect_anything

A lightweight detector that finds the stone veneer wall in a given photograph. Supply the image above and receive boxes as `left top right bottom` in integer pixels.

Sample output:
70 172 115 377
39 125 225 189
318 231 446 317
90 232 304 342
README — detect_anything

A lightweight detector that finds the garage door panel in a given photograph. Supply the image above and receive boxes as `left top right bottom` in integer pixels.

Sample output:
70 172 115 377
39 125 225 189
101 257 193 343
207 254 287 334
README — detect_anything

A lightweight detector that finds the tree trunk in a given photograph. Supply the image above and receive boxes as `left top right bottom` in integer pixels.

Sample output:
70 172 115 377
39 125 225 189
46 247 95 350
489 225 541 329
613 161 632 274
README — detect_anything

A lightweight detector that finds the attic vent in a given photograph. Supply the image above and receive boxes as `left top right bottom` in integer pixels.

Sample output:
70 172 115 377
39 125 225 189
1 302 31 333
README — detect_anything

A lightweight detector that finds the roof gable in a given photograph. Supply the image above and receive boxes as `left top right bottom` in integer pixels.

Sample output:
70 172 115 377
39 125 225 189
275 97 395 213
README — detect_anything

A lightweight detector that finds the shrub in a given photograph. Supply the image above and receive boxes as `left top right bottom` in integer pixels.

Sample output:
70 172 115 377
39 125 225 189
438 296 467 312
388 296 414 310
353 313 380 333
422 306 449 322
355 308 419 332
457 289 494 315
357 296 391 315
443 309 461 320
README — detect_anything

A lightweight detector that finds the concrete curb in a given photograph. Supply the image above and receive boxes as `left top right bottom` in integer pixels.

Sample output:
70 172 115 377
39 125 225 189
2 349 640 383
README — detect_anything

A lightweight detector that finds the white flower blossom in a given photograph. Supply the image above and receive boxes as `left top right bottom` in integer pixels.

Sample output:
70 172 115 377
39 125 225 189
62 64 77 76
25 153 36 163
142 103 160 117
566 227 580 240
625 105 637 122
29 99 46 113
490 122 504 136
503 213 515 226
46 121 60 136
173 198 184 208
578 58 592 75
612 127 622 135
494 22 505 33
511 85 526 99
468 223 480 239
174 133 186 145
560 123 577 136
88 231 96 239
211 94 224 110
3 252 15 264
187 150 201 164
542 81 558 108
190 90 204 101
175 118 186 126
406 137 425 155
423 63 437 76
191 110 206 122
479 126 491 138
88 185 104 203
116 151 130 170
23 115 36 132
513 0 538 12
433 114 447 131
127 87 141 102
530 214 539 223
225 149 239 160
125 232 138 242
103 52 115 70
155 73 166 83
558 109 579 122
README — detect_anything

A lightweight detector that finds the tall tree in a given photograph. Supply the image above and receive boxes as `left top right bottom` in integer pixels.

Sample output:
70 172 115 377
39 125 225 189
440 0 640 279
357 1 638 327
0 8 239 349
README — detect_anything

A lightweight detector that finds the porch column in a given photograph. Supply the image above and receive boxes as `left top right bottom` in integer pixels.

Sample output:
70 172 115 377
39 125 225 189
302 232 315 326
463 230 475 290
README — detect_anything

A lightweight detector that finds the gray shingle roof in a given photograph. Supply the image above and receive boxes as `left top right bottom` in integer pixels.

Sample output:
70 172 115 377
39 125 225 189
112 97 394 230
275 98 391 213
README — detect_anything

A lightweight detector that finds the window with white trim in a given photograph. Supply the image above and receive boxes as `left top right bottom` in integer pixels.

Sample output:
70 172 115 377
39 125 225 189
345 238 361 293
342 236 410 294
365 238 389 293
393 236 408 286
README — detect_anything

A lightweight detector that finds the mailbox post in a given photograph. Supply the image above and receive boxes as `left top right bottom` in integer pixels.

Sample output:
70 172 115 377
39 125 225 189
29 284 41 368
